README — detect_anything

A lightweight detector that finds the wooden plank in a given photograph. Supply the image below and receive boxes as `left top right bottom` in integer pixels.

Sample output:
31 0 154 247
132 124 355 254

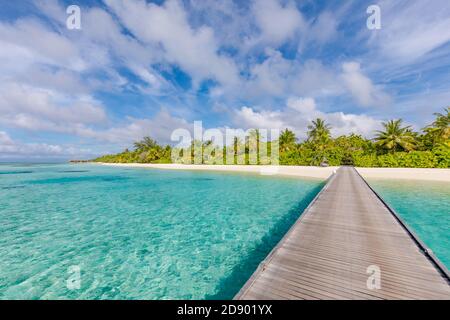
236 167 450 300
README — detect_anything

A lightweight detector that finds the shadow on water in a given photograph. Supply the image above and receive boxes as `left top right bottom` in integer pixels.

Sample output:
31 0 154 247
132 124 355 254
0 171 33 175
28 176 130 185
205 183 324 300
2 185 26 190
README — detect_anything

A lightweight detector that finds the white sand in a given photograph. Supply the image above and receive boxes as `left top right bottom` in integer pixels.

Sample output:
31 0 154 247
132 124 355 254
98 163 338 179
97 163 450 182
355 167 450 182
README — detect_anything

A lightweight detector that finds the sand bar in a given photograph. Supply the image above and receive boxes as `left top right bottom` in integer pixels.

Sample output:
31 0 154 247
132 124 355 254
96 163 450 182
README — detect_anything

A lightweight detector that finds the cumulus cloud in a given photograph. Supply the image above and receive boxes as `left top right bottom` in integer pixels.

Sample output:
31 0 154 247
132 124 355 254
232 106 285 130
80 6 173 92
0 0 389 108
253 0 305 45
1 0 447 160
369 0 450 63
232 97 381 139
0 19 85 71
287 97 317 114
247 49 291 97
105 0 239 87
341 62 391 107
0 131 92 159
0 80 190 146
0 83 107 132
79 110 192 145
9 1 173 96
236 50 342 101
307 11 339 45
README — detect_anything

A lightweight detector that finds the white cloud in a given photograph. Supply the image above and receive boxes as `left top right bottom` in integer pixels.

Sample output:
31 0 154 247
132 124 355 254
105 0 239 87
1 0 445 159
247 49 290 97
0 0 386 111
10 2 170 95
232 106 285 130
341 62 391 107
16 66 89 95
74 110 192 145
307 11 339 45
0 19 85 71
0 79 191 146
0 82 107 132
232 97 381 139
34 0 66 24
235 51 343 102
253 0 304 45
368 0 450 63
187 0 253 49
0 131 92 159
292 60 342 96
0 16 108 96
287 97 317 114
80 7 172 92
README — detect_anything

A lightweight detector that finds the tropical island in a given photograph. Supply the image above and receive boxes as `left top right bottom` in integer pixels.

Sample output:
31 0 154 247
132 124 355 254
94 108 449 168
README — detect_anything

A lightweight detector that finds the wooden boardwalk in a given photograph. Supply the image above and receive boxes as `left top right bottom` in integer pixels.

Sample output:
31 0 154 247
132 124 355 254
236 167 450 300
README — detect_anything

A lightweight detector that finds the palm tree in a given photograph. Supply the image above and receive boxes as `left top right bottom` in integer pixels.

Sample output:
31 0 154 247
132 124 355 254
247 129 260 164
279 129 297 152
423 107 450 147
248 129 260 142
307 118 331 144
203 140 213 148
306 119 331 166
134 136 157 151
246 129 261 151
374 119 417 153
233 136 245 155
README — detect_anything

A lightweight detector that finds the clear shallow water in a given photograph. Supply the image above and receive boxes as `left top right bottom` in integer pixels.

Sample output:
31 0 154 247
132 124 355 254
0 163 323 299
369 179 450 269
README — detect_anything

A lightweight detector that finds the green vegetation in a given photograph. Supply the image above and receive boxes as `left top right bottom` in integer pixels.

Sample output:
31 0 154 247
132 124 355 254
374 119 417 152
94 108 450 168
95 137 172 164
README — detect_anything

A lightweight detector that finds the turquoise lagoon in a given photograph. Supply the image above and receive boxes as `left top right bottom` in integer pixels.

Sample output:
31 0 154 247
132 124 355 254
369 179 450 269
0 163 323 299
1 164 448 300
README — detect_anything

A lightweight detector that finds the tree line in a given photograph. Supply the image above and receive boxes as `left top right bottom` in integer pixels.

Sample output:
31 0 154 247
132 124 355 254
94 108 449 168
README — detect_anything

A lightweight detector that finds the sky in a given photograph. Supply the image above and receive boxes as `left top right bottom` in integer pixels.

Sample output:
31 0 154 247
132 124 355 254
1 0 450 160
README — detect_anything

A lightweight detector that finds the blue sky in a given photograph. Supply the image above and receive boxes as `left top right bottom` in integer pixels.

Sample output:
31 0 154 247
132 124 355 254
1 0 450 160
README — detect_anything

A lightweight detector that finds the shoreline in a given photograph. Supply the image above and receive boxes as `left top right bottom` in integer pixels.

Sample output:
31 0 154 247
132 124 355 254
97 163 338 180
94 163 450 182
355 167 450 182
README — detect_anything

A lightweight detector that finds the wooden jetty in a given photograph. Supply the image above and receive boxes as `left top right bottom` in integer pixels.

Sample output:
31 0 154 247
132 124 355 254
236 166 450 300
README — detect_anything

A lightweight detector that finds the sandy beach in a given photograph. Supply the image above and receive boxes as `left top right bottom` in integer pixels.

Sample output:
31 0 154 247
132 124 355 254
97 163 450 182
355 167 450 182
98 163 338 179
